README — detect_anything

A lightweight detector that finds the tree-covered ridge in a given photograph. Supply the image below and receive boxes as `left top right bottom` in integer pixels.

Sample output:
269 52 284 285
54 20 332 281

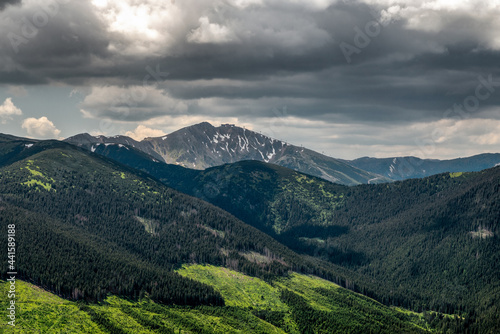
191 163 500 329
1 136 499 332
60 139 500 331
91 146 498 332
0 142 336 307
194 164 500 331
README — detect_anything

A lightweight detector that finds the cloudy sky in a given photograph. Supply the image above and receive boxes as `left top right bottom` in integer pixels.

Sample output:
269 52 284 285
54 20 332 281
1 0 500 159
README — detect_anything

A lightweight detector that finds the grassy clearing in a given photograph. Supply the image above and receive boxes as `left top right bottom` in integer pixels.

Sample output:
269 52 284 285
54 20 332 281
276 273 433 332
298 237 326 245
178 265 435 333
274 272 341 312
469 228 494 239
0 280 285 334
21 179 54 192
135 216 160 236
19 160 55 192
0 280 103 333
198 225 226 238
176 264 287 311
240 251 274 264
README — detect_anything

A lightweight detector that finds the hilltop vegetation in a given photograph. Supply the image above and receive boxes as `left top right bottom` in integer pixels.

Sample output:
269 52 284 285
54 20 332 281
0 279 103 333
0 140 385 313
177 264 439 334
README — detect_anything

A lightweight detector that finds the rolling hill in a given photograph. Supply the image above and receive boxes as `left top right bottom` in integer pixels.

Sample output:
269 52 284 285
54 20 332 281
0 139 325 303
183 164 500 331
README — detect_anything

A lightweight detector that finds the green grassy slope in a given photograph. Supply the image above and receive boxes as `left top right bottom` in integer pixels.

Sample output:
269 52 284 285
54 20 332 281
1 265 437 334
0 280 104 333
177 264 436 334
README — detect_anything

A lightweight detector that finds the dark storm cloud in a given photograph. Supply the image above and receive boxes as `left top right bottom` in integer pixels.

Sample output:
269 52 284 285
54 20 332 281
2 0 500 127
0 0 21 11
0 1 399 84
0 1 110 84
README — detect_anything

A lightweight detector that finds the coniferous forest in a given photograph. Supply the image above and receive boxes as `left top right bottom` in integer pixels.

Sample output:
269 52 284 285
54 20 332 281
0 136 499 333
77 140 500 333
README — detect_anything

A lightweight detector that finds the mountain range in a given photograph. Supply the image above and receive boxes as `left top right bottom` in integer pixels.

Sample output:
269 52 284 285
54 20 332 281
60 137 500 326
346 154 500 181
65 122 389 186
66 122 500 185
1 127 500 332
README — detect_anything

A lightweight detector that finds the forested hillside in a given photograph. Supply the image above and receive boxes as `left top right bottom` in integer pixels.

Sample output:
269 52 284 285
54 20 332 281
81 143 500 332
188 164 500 332
0 140 329 305
0 137 443 333
1 135 498 332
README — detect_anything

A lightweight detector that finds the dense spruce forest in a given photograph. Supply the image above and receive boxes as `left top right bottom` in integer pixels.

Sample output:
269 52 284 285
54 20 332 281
0 139 372 305
81 142 500 333
0 142 273 301
183 162 500 332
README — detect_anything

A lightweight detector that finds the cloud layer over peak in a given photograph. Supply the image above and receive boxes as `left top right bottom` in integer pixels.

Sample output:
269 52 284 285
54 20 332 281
1 0 499 158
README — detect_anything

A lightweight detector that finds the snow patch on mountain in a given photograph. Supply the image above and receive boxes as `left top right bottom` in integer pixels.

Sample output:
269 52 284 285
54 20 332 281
266 147 276 161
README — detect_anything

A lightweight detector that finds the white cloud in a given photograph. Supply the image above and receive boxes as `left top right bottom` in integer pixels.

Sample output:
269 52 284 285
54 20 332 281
187 16 237 44
0 98 23 124
22 116 61 138
87 0 334 57
125 125 166 140
288 0 338 11
229 0 264 9
362 0 500 49
90 0 184 56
